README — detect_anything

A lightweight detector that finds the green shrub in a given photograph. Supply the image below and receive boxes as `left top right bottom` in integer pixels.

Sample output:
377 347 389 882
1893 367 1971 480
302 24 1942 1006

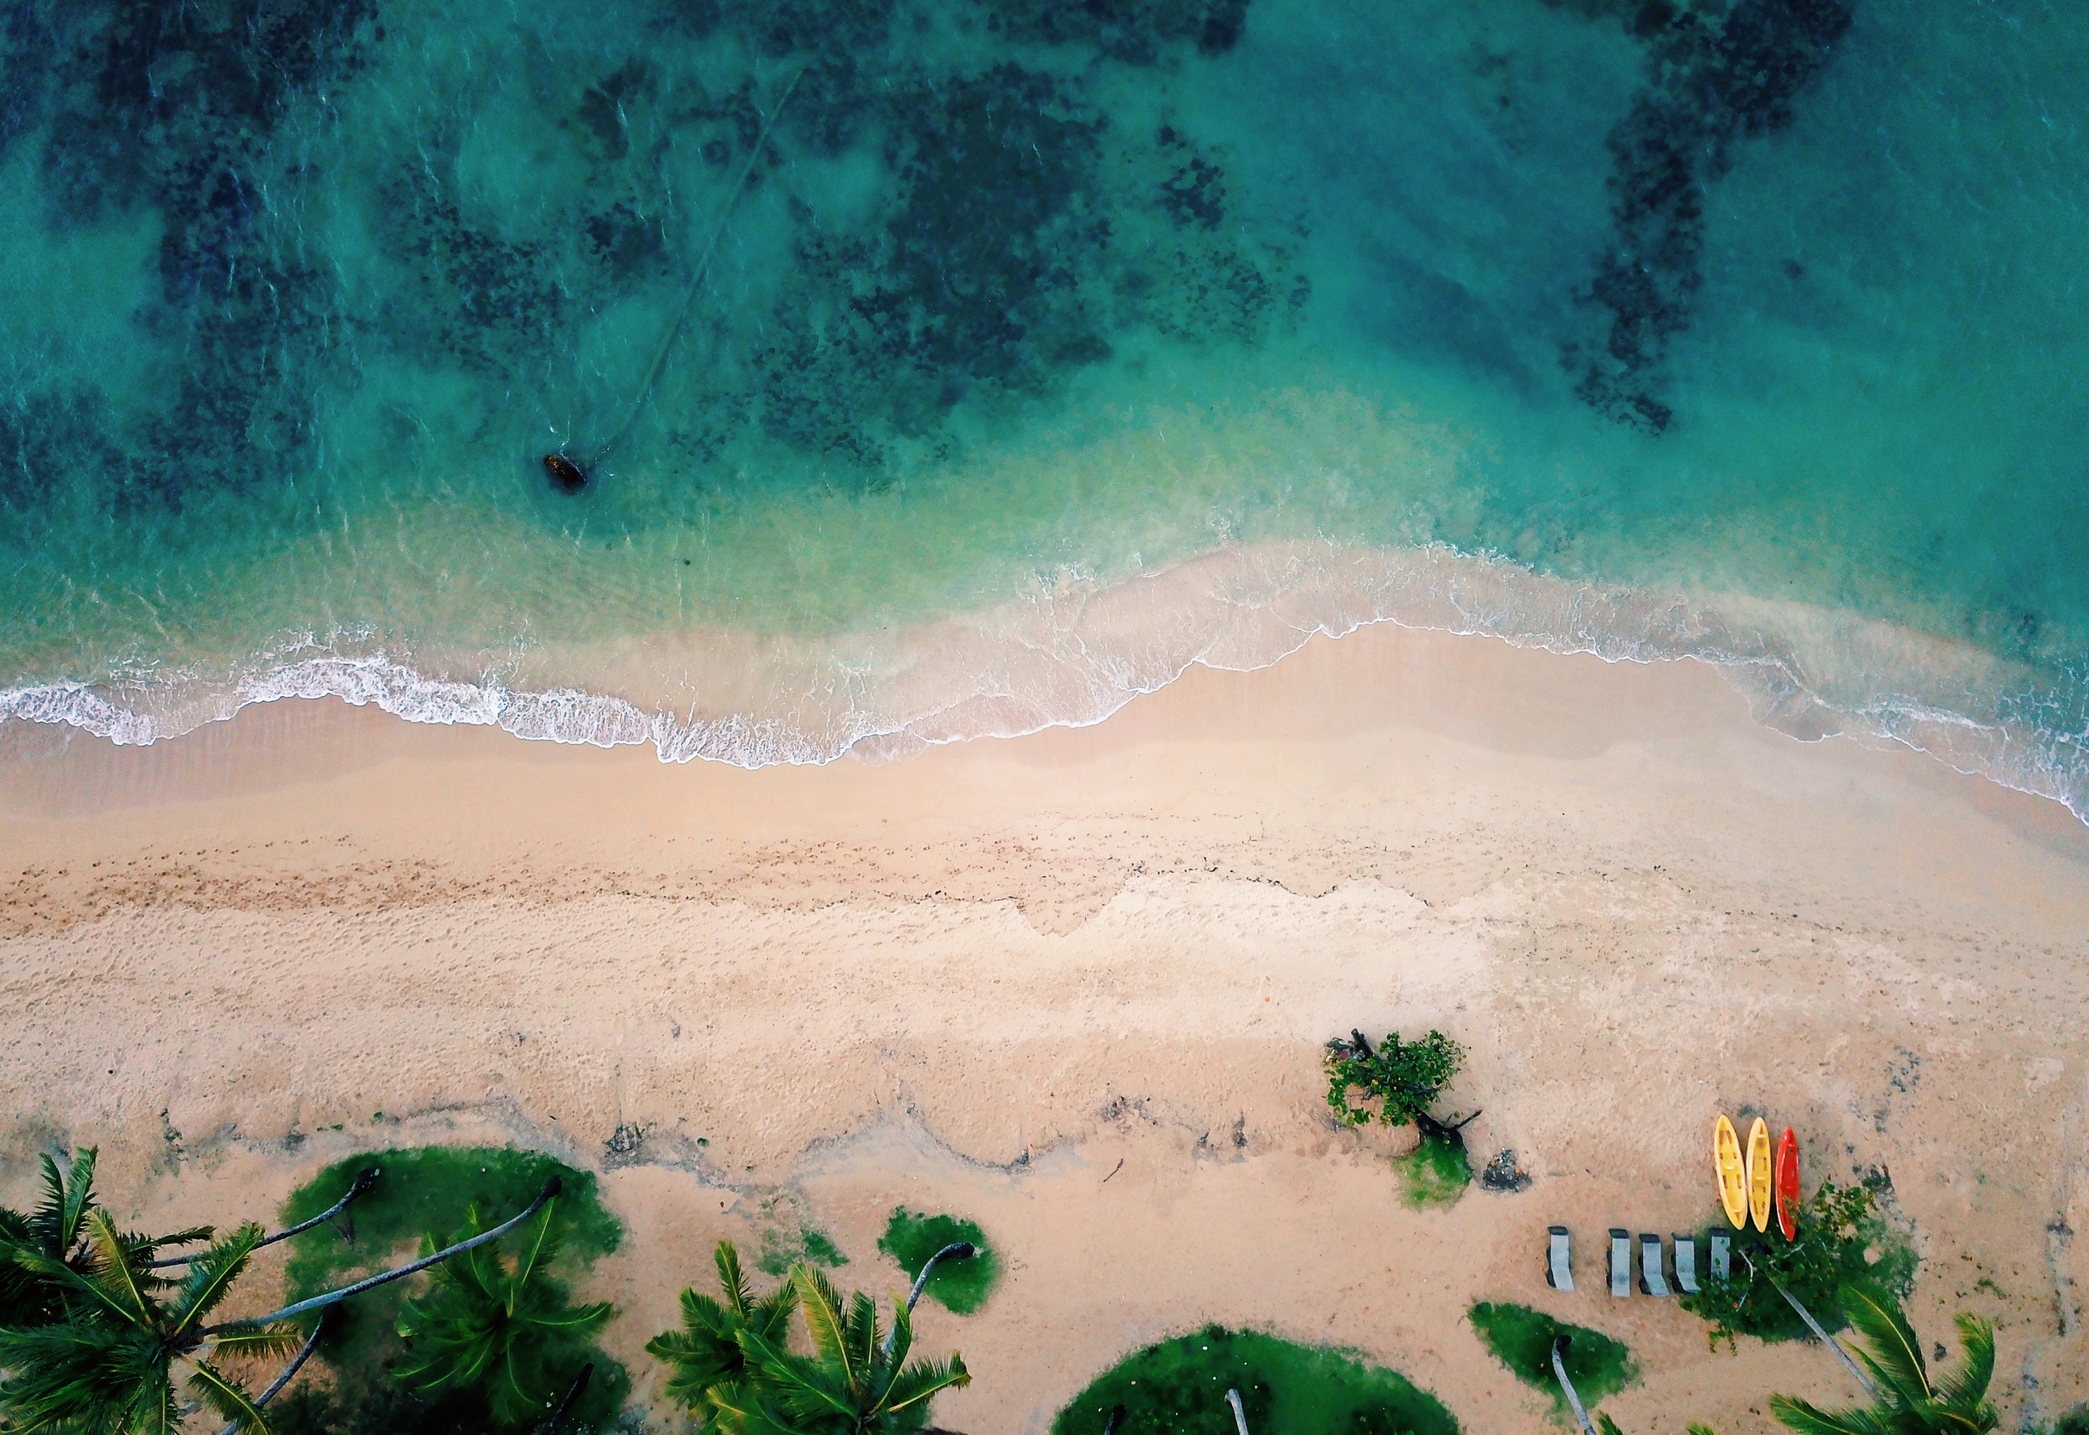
1677 1178 1915 1346
1053 1324 1458 1435
1468 1303 1636 1415
277 1147 627 1433
877 1207 1001 1314
1394 1133 1472 1210
1324 1031 1465 1130
2052 1404 2089 1435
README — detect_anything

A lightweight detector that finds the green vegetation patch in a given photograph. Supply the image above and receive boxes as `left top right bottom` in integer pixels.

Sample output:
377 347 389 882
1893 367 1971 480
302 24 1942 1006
1394 1133 1473 1210
757 1222 850 1277
877 1207 1002 1315
1678 1178 1916 1346
276 1146 626 1433
1468 1303 1637 1415
2053 1405 2089 1435
1324 1030 1466 1130
1053 1324 1458 1435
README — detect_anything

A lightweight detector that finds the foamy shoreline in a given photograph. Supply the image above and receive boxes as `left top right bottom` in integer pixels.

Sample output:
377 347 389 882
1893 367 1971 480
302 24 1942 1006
3 538 2081 824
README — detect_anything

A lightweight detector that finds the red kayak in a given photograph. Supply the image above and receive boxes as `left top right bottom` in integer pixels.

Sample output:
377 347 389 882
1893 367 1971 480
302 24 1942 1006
1774 1127 1801 1239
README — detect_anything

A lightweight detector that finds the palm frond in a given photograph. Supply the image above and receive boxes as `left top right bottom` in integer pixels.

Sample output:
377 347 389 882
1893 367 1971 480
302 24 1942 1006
206 1322 306 1362
489 1339 548 1427
185 1356 269 1434
1837 1281 1930 1406
675 1286 735 1336
126 1361 180 1435
1596 1416 1625 1435
844 1289 880 1378
650 1290 751 1406
1686 1425 1723 1435
792 1263 855 1384
701 1378 761 1435
170 1223 266 1337
1767 1392 1891 1435
512 1199 560 1293
1933 1313 1997 1415
0 1319 157 1429
32 1153 67 1229
738 1321 856 1420
526 1297 614 1332
881 1298 914 1384
715 1240 753 1319
82 1209 153 1322
42 1148 96 1252
13 1243 146 1327
135 1224 217 1258
879 1352 970 1416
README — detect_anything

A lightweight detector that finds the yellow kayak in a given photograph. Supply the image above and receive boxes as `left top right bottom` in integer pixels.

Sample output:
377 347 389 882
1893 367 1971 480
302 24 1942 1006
1714 1115 1747 1229
1746 1117 1774 1231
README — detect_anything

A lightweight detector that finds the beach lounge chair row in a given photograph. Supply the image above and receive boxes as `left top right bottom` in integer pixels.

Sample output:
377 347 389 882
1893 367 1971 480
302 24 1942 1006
1545 1226 1732 1296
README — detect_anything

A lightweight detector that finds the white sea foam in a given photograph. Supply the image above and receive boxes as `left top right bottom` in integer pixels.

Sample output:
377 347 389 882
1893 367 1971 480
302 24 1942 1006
2 540 2082 821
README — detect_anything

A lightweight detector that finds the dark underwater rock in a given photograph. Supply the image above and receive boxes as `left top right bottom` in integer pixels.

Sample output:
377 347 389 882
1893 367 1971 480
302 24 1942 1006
544 455 589 493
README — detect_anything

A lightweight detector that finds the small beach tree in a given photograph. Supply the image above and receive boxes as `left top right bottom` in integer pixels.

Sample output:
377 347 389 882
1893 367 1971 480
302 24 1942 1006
1323 1029 1469 1137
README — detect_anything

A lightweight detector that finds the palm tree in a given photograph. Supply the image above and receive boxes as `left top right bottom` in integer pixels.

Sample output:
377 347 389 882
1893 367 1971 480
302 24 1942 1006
646 1240 795 1415
0 1214 303 1433
722 1265 970 1435
1769 1282 1997 1435
390 1197 613 1428
0 1174 565 1434
0 1148 212 1327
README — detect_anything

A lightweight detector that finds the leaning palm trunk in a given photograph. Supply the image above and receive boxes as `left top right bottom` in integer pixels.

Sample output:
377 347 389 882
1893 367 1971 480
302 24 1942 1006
1739 1252 1881 1398
219 1176 562 1332
1550 1337 1600 1435
1767 1282 1997 1434
212 1311 333 1435
1225 1387 1250 1435
155 1168 380 1269
535 1362 593 1435
878 1241 976 1360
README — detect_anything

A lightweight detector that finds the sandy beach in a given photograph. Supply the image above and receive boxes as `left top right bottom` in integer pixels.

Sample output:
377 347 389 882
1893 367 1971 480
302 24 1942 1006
4 622 2087 1433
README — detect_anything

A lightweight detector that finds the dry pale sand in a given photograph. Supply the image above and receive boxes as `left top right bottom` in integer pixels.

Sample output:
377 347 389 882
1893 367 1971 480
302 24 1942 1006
3 623 2088 1434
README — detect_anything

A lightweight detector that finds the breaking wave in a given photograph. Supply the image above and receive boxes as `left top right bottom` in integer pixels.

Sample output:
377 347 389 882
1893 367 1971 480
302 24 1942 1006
3 540 2084 821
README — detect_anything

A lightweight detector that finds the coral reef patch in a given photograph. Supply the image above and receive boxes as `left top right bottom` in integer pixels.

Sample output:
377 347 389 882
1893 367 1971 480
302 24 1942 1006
1566 0 1856 433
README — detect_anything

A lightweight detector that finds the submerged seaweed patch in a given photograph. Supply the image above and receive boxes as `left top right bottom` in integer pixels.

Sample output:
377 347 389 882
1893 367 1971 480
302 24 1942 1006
1566 0 1855 433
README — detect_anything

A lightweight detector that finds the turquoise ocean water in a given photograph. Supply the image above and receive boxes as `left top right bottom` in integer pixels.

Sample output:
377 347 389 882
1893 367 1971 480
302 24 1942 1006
1 0 2085 811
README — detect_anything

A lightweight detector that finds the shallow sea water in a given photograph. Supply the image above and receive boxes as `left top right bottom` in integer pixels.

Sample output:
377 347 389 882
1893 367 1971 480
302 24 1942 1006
1 0 2084 809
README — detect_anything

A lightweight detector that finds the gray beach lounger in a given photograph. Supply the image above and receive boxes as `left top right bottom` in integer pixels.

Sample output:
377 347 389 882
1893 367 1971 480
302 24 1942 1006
1638 1233 1670 1296
1673 1234 1700 1294
1609 1229 1631 1297
1546 1226 1573 1291
1710 1231 1731 1281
